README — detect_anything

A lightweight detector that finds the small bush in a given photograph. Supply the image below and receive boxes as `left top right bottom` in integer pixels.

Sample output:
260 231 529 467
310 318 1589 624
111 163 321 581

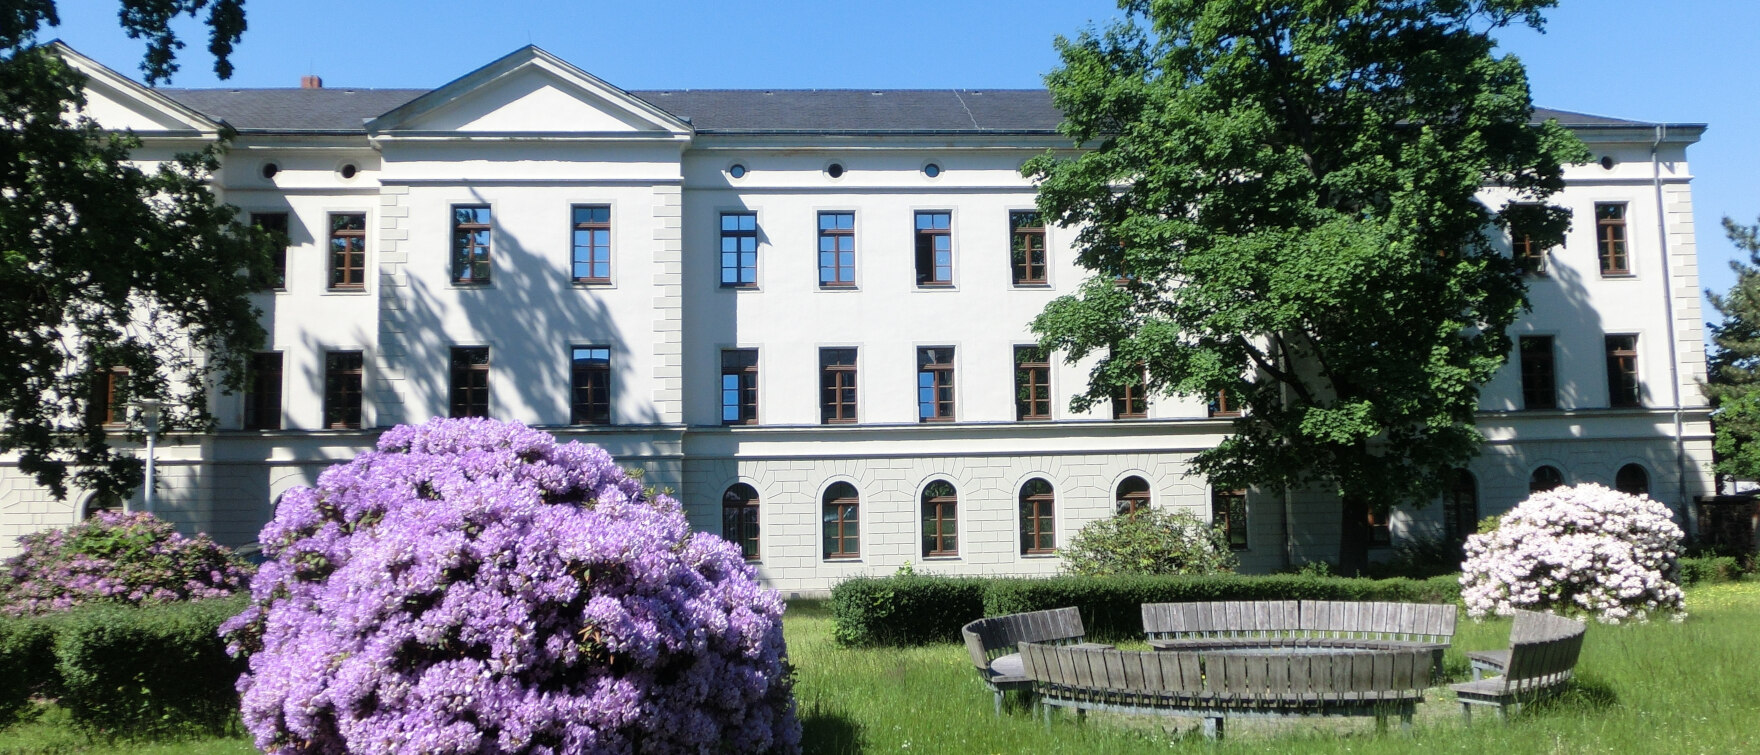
0 614 56 726
828 576 986 646
1058 509 1237 577
51 596 246 736
1463 483 1684 623
1680 555 1745 585
0 511 251 617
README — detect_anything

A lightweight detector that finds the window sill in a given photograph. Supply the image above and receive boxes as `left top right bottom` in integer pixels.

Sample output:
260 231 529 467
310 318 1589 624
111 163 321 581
448 281 494 290
916 283 956 290
819 284 859 291
573 279 614 288
1599 272 1637 280
824 556 862 563
822 419 859 426
1021 552 1059 559
719 283 759 291
922 555 961 561
324 287 370 295
919 417 956 424
1012 282 1051 289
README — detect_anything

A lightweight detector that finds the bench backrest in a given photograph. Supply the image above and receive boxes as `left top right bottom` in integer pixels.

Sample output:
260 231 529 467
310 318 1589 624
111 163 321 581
961 606 1085 670
1496 610 1587 694
1142 600 1457 643
1019 641 1431 702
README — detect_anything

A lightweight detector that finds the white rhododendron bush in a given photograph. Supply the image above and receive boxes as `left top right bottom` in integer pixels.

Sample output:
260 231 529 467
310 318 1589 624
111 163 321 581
1462 483 1684 623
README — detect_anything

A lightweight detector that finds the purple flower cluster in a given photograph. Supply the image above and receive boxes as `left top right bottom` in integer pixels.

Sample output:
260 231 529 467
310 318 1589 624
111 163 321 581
0 511 251 616
222 418 799 755
1462 483 1685 624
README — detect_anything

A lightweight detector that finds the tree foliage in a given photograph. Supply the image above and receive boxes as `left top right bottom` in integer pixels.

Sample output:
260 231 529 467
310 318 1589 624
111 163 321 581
1706 217 1760 480
1027 0 1588 573
0 1 271 500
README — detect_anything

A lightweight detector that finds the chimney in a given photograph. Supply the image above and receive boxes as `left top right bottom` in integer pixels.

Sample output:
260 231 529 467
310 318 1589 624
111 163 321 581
300 75 322 89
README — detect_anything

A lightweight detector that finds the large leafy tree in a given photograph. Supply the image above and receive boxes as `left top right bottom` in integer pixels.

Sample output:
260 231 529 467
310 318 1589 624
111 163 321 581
1028 0 1588 574
1706 217 1760 482
0 1 271 501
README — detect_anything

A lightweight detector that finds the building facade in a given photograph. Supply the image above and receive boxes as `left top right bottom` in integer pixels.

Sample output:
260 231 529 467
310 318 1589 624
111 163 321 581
0 45 1713 593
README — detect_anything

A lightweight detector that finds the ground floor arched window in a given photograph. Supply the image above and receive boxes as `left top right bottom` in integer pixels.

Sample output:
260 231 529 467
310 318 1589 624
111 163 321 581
1019 478 1055 555
1115 476 1150 516
1529 465 1565 494
922 480 958 557
822 482 859 560
1616 463 1650 498
721 483 760 561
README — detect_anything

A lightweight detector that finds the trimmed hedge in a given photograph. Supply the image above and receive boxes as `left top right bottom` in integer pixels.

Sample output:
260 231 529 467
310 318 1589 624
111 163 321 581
0 613 56 725
52 595 246 735
1680 555 1749 585
830 573 1462 646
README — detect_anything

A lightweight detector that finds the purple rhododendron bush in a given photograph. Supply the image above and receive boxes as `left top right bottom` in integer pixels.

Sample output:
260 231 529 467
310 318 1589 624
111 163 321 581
1461 483 1685 624
0 510 251 616
221 418 799 755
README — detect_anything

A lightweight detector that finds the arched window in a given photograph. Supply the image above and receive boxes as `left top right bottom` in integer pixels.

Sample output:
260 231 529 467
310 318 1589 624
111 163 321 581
721 484 760 561
81 491 123 519
1616 464 1650 497
921 480 958 557
1115 476 1150 516
1212 488 1249 550
823 482 860 560
1019 478 1055 555
1529 465 1565 494
1443 469 1478 543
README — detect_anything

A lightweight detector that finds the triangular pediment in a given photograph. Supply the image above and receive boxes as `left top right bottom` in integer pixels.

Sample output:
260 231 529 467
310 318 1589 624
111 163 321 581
50 42 219 134
366 46 690 137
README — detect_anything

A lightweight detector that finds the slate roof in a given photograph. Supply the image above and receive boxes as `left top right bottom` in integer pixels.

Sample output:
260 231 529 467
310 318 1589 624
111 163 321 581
157 86 1663 134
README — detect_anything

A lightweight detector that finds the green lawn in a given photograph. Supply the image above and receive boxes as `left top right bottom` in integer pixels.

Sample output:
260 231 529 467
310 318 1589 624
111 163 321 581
4 582 1757 754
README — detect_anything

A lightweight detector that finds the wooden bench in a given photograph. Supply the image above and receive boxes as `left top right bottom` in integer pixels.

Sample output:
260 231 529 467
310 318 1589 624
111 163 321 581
1141 600 1457 674
961 607 1092 716
1451 609 1587 722
1019 641 1432 739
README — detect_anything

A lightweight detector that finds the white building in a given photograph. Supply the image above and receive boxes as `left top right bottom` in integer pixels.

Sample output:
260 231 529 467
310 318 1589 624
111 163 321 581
0 45 1713 592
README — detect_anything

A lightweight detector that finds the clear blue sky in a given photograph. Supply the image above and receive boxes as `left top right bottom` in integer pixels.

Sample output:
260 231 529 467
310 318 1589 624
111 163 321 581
45 0 1760 311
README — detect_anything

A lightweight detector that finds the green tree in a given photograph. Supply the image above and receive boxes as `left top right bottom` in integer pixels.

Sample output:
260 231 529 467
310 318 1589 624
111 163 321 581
1027 0 1588 574
1707 217 1760 481
0 1 271 500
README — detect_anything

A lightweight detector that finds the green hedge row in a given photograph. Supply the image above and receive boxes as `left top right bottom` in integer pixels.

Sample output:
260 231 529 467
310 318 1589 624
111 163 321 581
1680 555 1751 585
0 596 246 735
829 573 1462 646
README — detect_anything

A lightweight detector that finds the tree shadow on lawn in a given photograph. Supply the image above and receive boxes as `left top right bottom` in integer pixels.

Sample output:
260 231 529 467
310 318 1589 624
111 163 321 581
1525 675 1620 715
798 698 864 755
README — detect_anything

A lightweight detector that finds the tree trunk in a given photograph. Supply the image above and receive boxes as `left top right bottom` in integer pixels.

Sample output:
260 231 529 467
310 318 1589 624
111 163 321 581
1337 495 1370 577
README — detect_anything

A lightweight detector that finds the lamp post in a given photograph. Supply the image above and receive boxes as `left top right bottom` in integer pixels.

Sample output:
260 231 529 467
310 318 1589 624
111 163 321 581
131 399 164 515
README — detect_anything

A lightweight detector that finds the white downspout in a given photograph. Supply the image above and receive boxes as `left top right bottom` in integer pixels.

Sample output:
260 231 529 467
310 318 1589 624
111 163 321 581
1651 126 1691 533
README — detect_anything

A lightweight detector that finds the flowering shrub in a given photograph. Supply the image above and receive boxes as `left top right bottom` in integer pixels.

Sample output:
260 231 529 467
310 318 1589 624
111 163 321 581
0 511 250 616
222 418 799 755
1059 508 1238 577
1461 483 1684 623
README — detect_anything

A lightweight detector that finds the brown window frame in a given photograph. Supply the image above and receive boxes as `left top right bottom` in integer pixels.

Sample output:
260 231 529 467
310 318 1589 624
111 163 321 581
921 479 959 557
1367 508 1392 548
570 346 612 425
1529 465 1565 494
328 213 367 290
1019 478 1056 555
90 367 129 428
451 205 492 284
820 348 858 424
823 482 860 560
917 347 955 423
818 211 856 287
449 346 491 418
722 483 760 561
251 212 291 290
571 205 612 284
1011 210 1048 285
721 349 759 425
1116 476 1151 516
1615 463 1650 497
1519 336 1556 410
1443 469 1478 543
1605 334 1640 408
1211 488 1249 551
1208 388 1241 418
322 350 364 429
1112 361 1149 419
1015 346 1052 420
244 351 283 431
1596 203 1629 276
914 211 953 287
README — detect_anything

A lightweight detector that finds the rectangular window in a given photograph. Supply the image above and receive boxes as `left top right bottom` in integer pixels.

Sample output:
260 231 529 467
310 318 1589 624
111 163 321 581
1519 336 1556 410
251 212 290 290
1506 203 1549 276
720 212 757 288
323 351 363 429
451 205 491 284
914 211 952 286
570 346 612 425
820 348 858 424
1112 362 1149 419
1368 509 1392 547
917 347 955 422
1015 346 1051 420
1606 334 1641 408
818 211 855 287
328 213 366 290
449 347 490 418
90 367 128 428
1011 210 1048 285
1596 203 1629 275
572 205 612 283
721 349 758 425
1212 489 1249 551
1208 388 1241 418
244 351 283 430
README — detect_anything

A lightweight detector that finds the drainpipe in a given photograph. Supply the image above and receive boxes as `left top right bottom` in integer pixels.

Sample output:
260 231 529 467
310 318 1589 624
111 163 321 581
1651 126 1692 535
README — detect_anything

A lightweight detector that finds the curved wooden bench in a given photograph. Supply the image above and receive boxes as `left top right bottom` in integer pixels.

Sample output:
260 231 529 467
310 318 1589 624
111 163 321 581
1019 641 1431 739
1142 600 1457 674
961 607 1089 716
1451 609 1586 722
